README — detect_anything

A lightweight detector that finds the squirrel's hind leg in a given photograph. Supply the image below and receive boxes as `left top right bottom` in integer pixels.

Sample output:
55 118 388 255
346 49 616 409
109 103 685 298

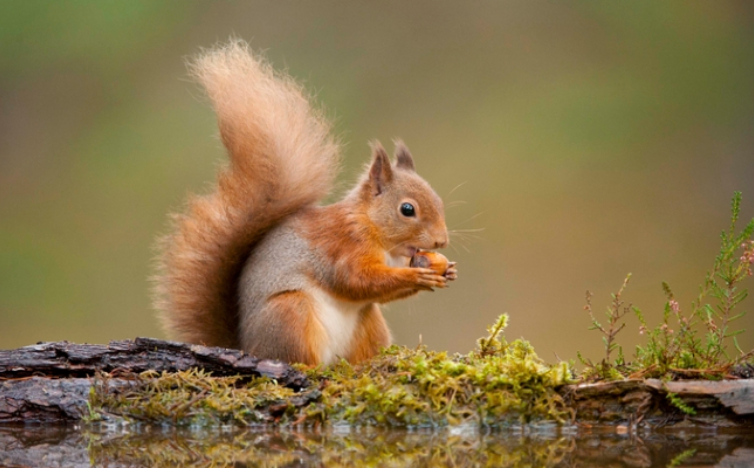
346 304 392 364
240 290 324 366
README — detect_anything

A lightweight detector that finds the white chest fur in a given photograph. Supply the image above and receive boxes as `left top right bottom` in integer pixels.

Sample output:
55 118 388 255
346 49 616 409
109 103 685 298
384 251 410 268
309 287 364 365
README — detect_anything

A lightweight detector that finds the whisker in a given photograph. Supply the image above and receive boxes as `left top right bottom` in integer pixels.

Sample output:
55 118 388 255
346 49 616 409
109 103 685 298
451 236 483 242
449 242 460 256
446 234 485 242
448 233 473 252
446 200 468 209
450 232 482 239
386 240 410 254
450 212 484 229
449 228 485 233
446 181 468 197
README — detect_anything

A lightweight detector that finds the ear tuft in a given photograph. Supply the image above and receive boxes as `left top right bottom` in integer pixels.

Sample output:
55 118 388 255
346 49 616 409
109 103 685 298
393 139 415 171
369 140 393 195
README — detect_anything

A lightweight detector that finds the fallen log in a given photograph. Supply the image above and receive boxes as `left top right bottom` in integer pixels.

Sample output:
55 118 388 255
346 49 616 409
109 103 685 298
562 379 754 429
1 378 103 424
1 339 753 428
0 337 307 387
0 338 308 425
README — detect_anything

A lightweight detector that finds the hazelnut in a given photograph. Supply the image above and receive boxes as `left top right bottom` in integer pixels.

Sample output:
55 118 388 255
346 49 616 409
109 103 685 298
410 250 449 276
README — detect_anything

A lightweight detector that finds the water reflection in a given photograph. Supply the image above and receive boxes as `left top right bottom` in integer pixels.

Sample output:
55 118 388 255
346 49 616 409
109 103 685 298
1 426 753 467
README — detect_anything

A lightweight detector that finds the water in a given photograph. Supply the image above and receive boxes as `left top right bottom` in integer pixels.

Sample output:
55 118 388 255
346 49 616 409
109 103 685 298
2 425 753 467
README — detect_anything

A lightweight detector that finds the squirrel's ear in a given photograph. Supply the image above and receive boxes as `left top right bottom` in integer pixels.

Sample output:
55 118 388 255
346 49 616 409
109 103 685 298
369 141 393 196
394 140 415 172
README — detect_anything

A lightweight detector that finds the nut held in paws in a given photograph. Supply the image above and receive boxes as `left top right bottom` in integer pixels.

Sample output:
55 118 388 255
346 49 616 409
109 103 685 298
410 251 450 276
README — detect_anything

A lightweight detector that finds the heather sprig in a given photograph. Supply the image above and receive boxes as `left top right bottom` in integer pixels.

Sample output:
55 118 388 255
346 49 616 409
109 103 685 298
583 192 754 380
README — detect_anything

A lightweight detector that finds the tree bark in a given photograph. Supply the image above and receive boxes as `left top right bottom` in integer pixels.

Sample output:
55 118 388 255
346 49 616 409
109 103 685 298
0 337 307 385
0 338 307 424
561 378 754 429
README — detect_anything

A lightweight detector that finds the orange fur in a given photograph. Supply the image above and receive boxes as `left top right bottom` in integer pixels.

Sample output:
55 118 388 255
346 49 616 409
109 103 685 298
299 203 441 303
245 291 323 365
154 40 339 348
347 304 391 363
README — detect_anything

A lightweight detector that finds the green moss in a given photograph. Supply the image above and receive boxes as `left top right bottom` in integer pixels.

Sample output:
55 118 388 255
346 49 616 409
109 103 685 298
91 314 573 428
91 370 305 426
667 448 697 467
665 392 696 416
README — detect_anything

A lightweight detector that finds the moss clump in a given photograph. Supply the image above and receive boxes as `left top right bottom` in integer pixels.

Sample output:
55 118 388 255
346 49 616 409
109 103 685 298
91 370 311 426
91 314 573 428
306 314 572 427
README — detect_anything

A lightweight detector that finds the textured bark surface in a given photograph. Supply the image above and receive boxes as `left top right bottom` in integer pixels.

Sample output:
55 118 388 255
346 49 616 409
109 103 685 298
561 379 754 429
0 337 307 386
645 379 754 415
0 338 307 425
1 378 100 424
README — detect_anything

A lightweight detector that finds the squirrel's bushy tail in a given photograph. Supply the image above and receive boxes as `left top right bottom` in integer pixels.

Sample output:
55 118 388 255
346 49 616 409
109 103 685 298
154 40 340 348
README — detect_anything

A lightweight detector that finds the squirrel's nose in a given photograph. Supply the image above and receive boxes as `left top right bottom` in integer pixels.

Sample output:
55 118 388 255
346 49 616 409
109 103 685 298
434 236 449 249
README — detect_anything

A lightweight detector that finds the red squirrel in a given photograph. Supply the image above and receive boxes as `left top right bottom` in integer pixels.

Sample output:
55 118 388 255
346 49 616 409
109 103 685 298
154 40 457 366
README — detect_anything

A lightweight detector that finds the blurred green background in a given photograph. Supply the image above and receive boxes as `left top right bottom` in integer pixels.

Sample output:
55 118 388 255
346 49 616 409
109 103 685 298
2 1 753 365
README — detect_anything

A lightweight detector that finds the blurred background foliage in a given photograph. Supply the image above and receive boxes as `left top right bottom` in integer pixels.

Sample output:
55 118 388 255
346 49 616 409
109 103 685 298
1 1 753 364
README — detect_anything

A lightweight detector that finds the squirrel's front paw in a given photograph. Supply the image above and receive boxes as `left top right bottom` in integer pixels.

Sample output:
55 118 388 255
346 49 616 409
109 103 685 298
444 261 458 281
412 267 448 291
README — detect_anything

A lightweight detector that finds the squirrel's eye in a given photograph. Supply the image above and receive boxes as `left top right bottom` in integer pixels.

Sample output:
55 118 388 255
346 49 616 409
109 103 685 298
400 203 416 217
